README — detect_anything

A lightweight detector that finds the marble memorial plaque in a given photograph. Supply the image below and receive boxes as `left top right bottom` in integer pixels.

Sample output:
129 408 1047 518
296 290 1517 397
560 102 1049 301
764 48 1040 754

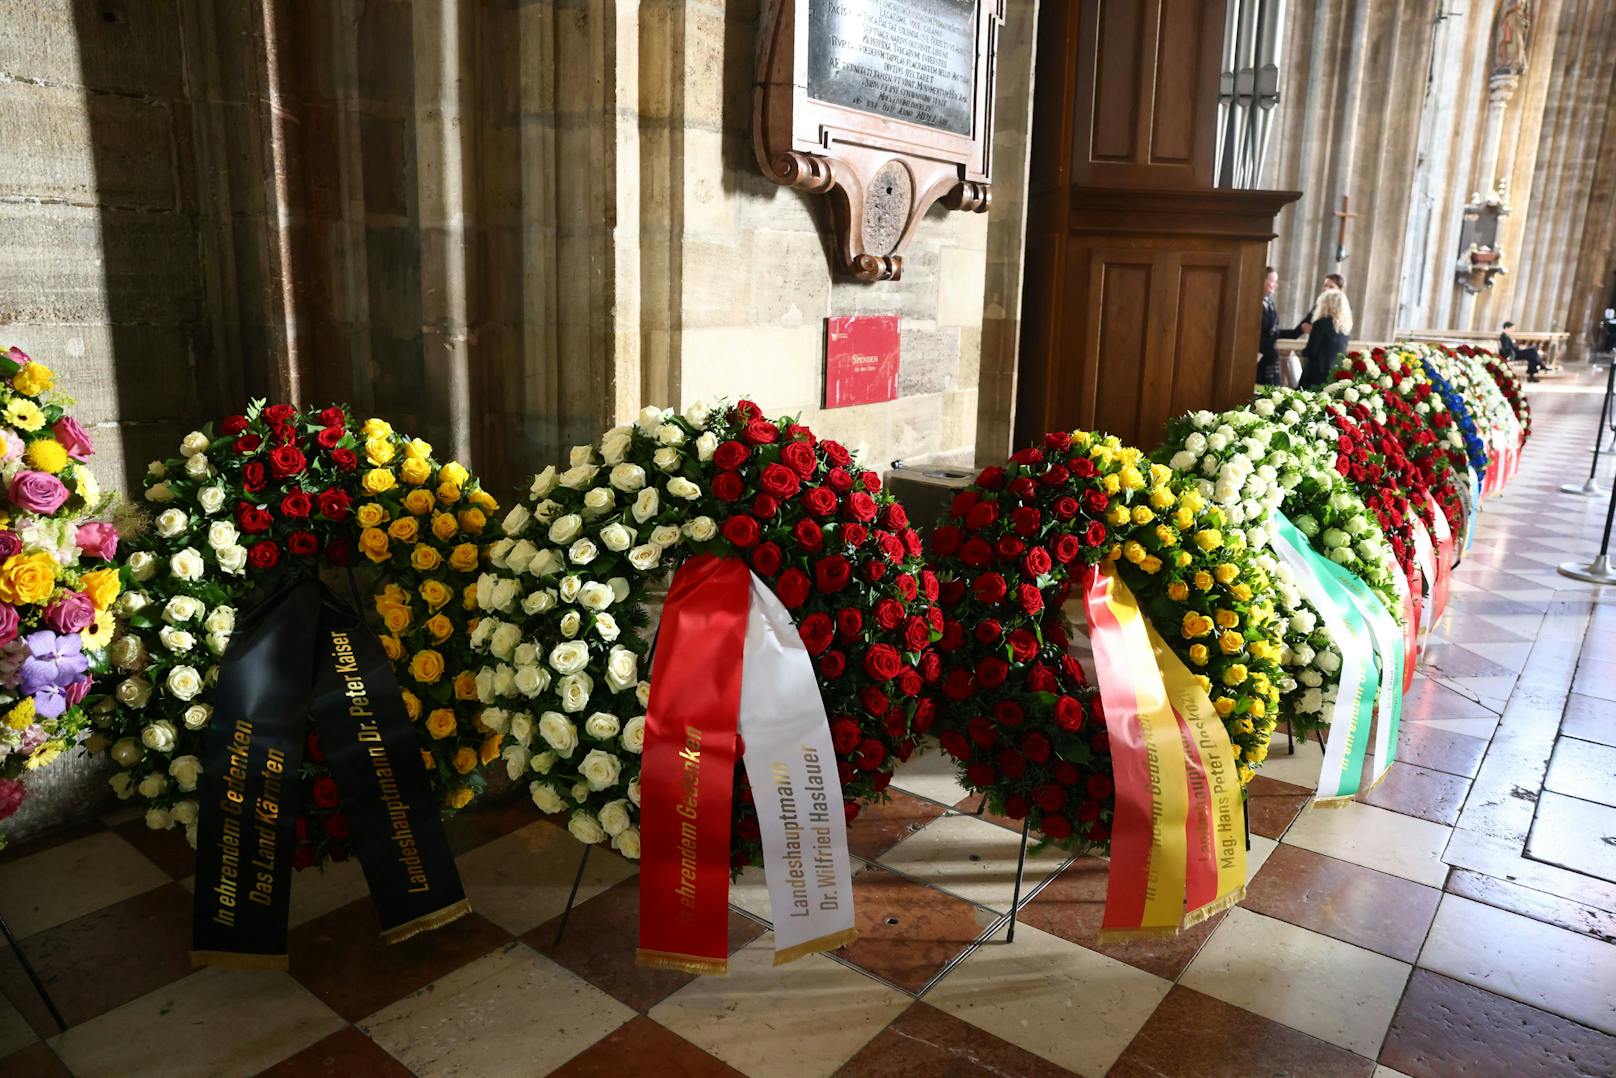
807 0 978 136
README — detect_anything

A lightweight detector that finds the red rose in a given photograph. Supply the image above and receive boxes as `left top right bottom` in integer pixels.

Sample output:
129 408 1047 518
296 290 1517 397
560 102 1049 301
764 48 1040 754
942 668 974 700
743 418 779 445
248 540 280 569
1042 465 1070 487
854 738 886 771
903 528 924 557
859 471 882 493
966 762 995 787
803 487 837 516
921 570 939 600
268 444 307 478
876 531 904 563
237 502 273 534
960 538 993 568
822 439 851 466
863 643 903 681
815 555 851 593
1045 431 1072 451
1023 547 1052 578
912 697 937 733
950 489 979 519
829 718 861 754
843 523 869 547
846 491 877 522
324 814 352 840
288 531 319 557
940 731 971 761
1086 773 1114 799
1053 761 1080 786
714 440 749 470
973 573 1007 604
712 471 745 502
1022 732 1051 764
235 433 262 454
1053 534 1082 564
861 685 890 715
722 514 760 548
837 608 864 640
874 599 904 631
759 463 801 499
974 618 1002 643
263 403 297 425
1011 506 1042 536
733 399 762 421
751 541 783 576
995 701 1025 727
826 467 853 493
1027 663 1056 693
318 488 352 521
751 494 779 519
965 501 998 530
315 427 344 450
311 775 340 809
1009 477 1037 501
318 406 346 428
902 616 931 652
775 568 811 608
967 716 997 747
1008 629 1039 663
1003 794 1030 819
330 448 358 472
243 461 267 492
1084 520 1108 547
1081 489 1109 516
1053 496 1080 520
976 466 1006 490
781 440 818 478
1009 447 1044 467
326 538 354 566
1018 584 1044 615
882 503 908 531
219 415 249 436
280 490 312 518
797 612 834 655
994 536 1026 562
977 656 1008 689
997 750 1027 780
1040 815 1073 840
819 650 846 679
931 525 962 557
1054 695 1085 731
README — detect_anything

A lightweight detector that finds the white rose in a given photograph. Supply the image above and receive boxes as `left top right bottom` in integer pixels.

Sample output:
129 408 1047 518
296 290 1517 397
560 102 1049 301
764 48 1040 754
560 463 598 489
621 716 646 753
1317 650 1342 674
138 773 168 798
657 422 685 447
683 516 717 542
628 776 642 805
631 488 659 524
558 575 582 602
530 751 558 775
531 782 566 814
502 504 532 536
145 482 175 503
158 626 195 654
695 430 718 462
538 711 578 756
109 771 135 799
489 622 523 660
578 749 622 790
594 612 620 641
116 591 150 617
197 485 226 514
653 447 681 473
490 578 521 612
626 544 661 572
600 428 634 465
509 712 534 747
147 460 167 478
166 665 203 701
184 453 210 479
505 539 538 574
612 828 641 859
577 581 614 611
480 707 511 733
548 514 583 544
569 812 606 844
649 525 681 549
609 463 647 492
493 664 517 698
560 610 581 637
609 578 631 603
513 665 550 697
169 547 205 582
180 431 210 456
144 807 173 831
637 405 667 432
604 646 637 693
514 642 539 668
585 711 621 740
530 466 558 498
487 539 515 569
141 720 178 753
471 619 495 649
182 704 212 730
216 545 247 575
549 640 590 674
582 486 616 516
523 589 557 615
116 677 152 708
636 681 651 708
597 798 631 836
127 551 157 582
110 635 147 670
163 595 202 624
502 744 531 781
168 754 203 791
569 443 595 467
557 672 593 713
569 538 599 565
599 523 634 552
170 800 199 826
155 508 189 538
529 549 563 577
203 605 236 634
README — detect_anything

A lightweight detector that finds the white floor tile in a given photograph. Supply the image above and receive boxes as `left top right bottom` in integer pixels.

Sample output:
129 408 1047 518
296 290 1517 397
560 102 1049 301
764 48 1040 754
878 812 1068 912
455 821 636 935
0 831 169 938
890 746 971 808
1282 801 1452 887
1252 733 1326 791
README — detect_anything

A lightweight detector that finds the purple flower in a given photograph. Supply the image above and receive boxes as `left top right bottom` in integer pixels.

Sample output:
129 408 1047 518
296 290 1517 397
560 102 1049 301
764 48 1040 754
73 522 117 561
44 591 94 634
18 630 88 698
8 471 69 516
30 684 66 719
51 416 94 462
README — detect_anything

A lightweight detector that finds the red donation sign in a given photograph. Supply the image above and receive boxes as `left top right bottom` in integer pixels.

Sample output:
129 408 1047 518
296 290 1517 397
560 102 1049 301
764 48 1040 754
824 315 900 409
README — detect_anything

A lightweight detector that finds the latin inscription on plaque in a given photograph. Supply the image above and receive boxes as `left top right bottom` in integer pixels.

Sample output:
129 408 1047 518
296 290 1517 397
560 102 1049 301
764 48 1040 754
807 0 978 137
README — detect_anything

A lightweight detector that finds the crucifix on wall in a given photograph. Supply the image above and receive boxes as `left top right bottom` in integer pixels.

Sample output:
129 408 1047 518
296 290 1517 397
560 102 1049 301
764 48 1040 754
1333 194 1358 265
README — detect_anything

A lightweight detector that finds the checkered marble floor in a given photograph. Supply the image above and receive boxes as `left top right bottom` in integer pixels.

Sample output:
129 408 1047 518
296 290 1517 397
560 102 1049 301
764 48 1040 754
3 372 1616 1077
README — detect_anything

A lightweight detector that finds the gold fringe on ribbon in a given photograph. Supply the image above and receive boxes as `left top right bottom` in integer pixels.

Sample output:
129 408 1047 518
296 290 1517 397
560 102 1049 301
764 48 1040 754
1309 793 1357 810
189 949 289 971
1180 885 1246 930
381 897 474 945
772 927 858 967
636 948 729 976
1096 924 1190 944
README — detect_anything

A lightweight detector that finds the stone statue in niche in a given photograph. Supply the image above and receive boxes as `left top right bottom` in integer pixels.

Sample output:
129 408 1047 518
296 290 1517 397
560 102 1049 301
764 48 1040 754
1493 0 1530 76
754 0 1002 282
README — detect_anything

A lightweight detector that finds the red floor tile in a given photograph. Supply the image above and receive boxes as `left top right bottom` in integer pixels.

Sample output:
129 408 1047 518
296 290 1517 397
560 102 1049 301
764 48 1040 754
834 1001 1075 1077
254 1026 414 1077
845 790 948 859
110 817 198 880
1241 844 1441 962
0 1041 72 1078
1357 760 1471 825
830 865 995 993
551 1015 743 1077
1246 774 1313 839
1394 722 1490 778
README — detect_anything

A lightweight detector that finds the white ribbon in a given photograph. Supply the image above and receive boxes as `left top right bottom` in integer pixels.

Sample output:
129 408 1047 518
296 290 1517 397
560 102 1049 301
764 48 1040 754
738 571 857 965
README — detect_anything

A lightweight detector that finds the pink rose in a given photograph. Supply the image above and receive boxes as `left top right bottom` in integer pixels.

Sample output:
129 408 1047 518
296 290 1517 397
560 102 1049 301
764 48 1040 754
0 604 17 646
51 417 94 462
45 592 95 634
6 347 30 365
0 430 22 463
8 471 69 515
74 522 117 560
0 778 24 822
64 675 91 707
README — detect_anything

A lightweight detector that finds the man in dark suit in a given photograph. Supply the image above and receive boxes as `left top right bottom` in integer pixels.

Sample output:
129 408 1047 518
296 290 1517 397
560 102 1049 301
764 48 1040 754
1499 321 1541 381
1259 267 1305 385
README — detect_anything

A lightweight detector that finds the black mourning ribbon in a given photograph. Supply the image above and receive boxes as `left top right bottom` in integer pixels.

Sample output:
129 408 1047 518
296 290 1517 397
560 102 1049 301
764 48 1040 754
191 577 469 968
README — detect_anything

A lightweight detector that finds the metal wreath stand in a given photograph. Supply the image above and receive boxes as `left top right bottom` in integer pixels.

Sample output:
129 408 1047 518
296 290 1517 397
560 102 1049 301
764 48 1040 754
1 890 68 1031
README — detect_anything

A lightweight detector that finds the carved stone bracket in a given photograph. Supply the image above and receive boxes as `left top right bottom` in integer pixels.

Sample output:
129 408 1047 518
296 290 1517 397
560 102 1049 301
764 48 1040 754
755 0 1002 283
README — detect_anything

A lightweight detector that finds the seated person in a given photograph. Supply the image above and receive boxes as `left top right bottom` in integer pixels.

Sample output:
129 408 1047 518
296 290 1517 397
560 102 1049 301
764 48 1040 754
1499 321 1542 381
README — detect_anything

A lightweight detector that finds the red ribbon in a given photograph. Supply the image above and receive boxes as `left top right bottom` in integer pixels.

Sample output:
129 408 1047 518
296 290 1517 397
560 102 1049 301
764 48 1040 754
637 554 749 974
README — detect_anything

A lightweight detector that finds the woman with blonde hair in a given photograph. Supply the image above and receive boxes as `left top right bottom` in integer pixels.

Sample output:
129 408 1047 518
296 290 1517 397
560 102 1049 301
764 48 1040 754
1298 286 1353 389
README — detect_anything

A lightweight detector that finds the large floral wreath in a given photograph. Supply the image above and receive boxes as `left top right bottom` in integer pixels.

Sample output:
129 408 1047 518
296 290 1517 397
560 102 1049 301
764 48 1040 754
472 400 939 865
927 431 1283 849
0 348 120 840
1477 349 1533 444
100 404 500 864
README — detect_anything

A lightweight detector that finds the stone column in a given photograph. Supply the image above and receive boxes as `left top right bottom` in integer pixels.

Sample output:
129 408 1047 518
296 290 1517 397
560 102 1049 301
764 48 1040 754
1456 73 1517 328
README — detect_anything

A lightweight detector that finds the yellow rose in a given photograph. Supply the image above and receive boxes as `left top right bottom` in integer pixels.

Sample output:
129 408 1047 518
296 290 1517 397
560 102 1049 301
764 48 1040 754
1231 583 1253 602
410 649 446 684
1213 563 1238 585
425 614 453 644
1107 505 1131 527
448 543 479 573
420 579 453 611
1173 507 1195 530
1214 609 1239 629
457 508 486 534
4 399 44 432
1193 571 1214 591
447 787 474 809
421 749 436 772
1150 487 1176 510
1214 697 1235 717
1238 763 1254 784
405 437 433 461
399 456 432 486
1249 743 1269 764
1174 550 1192 569
1194 529 1223 552
357 503 389 528
411 546 442 572
80 567 122 610
430 513 458 542
1251 698 1267 719
1140 556 1162 574
1102 474 1121 496
0 551 57 605
470 489 498 512
436 481 461 505
362 417 393 439
381 634 403 662
379 583 408 606
381 604 412 634
13 362 54 396
1180 490 1205 514
463 583 478 610
452 747 478 774
25 438 68 475
1154 525 1178 547
1194 674 1212 695
1167 581 1189 602
441 461 469 487
1221 663 1248 685
1149 463 1173 487
359 527 391 563
1219 630 1245 655
1123 541 1146 565
365 437 396 465
1120 466 1145 491
1188 643 1209 665
387 517 420 543
426 707 456 738
363 468 397 495
453 671 478 700
402 690 422 721
1181 612 1209 639
479 735 502 766
1235 716 1255 735
403 489 435 516
1130 506 1154 526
